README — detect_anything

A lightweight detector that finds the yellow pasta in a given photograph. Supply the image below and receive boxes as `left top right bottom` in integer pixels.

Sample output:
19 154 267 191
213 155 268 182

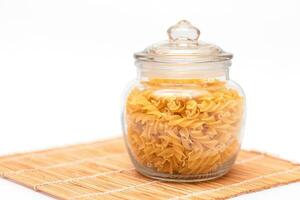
125 79 244 175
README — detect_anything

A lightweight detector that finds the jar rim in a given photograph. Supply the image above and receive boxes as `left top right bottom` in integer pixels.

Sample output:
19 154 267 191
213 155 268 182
134 49 233 64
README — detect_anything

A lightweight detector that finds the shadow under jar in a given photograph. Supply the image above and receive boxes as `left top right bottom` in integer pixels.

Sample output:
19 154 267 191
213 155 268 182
122 20 246 182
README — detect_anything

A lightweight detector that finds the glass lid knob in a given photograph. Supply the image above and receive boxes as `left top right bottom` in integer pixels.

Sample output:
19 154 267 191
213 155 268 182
167 20 200 44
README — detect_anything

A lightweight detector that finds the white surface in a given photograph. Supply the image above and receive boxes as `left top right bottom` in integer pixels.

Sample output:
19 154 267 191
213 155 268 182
0 0 299 199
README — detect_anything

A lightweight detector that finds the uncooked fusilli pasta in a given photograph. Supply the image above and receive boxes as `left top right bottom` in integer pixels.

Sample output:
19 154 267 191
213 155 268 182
125 79 244 175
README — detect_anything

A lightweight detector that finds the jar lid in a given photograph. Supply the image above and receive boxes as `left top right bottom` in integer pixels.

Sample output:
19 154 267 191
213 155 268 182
134 20 233 63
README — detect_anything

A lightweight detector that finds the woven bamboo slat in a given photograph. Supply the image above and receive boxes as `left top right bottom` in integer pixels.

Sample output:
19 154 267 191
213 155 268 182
0 138 299 200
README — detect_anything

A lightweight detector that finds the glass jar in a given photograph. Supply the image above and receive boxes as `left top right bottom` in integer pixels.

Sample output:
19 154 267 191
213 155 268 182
122 20 246 182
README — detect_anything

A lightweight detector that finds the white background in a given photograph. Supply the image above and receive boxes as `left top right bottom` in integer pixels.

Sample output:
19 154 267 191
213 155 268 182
0 0 300 199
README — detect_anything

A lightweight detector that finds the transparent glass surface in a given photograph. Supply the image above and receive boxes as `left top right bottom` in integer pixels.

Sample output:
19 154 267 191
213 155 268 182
122 20 246 182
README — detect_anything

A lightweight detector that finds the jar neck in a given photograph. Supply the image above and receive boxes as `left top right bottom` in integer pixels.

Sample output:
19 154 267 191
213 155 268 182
136 61 231 81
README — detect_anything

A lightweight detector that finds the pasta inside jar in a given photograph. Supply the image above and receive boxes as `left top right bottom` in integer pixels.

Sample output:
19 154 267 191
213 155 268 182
122 20 246 181
125 79 243 177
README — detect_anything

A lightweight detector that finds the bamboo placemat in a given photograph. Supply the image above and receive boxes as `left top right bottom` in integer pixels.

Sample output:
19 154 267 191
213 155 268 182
0 138 299 200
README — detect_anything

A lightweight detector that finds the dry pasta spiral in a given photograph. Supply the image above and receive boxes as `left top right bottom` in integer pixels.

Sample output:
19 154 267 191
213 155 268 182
125 79 244 175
